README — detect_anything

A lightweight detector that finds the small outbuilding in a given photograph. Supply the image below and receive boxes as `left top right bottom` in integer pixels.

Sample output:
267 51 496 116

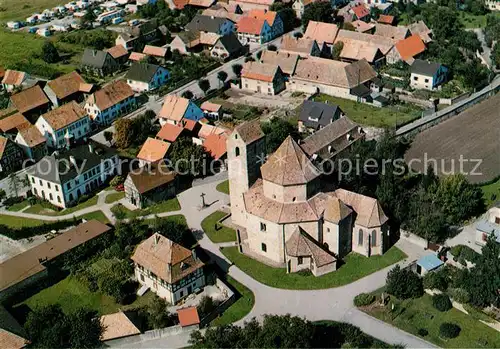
415 254 444 276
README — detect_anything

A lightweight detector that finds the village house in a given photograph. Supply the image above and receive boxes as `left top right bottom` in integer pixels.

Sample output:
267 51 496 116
14 126 47 161
200 101 222 119
210 32 244 60
158 95 204 126
410 59 448 90
227 121 389 276
27 142 119 208
202 3 243 22
0 136 24 175
241 61 286 95
137 137 171 167
300 116 365 161
84 80 136 125
186 15 235 35
407 20 432 44
131 233 205 304
100 312 141 343
0 113 30 137
35 101 91 149
334 29 396 65
142 45 168 64
129 52 147 63
106 44 130 65
259 50 299 76
236 16 273 44
287 57 377 101
81 49 120 76
280 35 321 58
115 19 161 51
170 31 221 54
229 0 275 11
9 85 51 122
386 34 426 64
125 164 177 209
0 220 111 302
248 9 283 39
44 71 94 107
485 0 500 11
156 122 186 144
125 62 170 92
196 123 229 144
203 132 228 163
374 23 410 41
475 205 500 246
297 100 345 133
303 21 340 54
1 70 28 92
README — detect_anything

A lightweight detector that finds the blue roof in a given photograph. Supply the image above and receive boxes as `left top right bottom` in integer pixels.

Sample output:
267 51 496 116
417 254 443 271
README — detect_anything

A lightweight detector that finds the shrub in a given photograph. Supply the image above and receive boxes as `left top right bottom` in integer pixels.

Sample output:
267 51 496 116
423 271 448 291
439 323 461 339
110 175 125 187
432 294 452 312
3 196 23 206
354 293 375 307
386 265 424 299
448 288 470 304
417 328 428 337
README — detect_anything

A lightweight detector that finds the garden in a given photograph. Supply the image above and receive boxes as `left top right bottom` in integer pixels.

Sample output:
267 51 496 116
220 246 407 290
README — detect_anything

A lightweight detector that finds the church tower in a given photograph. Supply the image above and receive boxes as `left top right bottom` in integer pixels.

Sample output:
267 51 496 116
226 120 265 227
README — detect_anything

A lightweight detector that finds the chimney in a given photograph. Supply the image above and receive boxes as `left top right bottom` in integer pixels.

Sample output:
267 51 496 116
88 143 94 153
69 155 77 167
154 234 160 245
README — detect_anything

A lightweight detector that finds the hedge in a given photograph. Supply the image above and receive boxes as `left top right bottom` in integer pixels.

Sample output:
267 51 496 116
439 323 461 339
354 293 375 307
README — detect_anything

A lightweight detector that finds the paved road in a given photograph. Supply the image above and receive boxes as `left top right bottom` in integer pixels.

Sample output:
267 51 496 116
468 28 492 69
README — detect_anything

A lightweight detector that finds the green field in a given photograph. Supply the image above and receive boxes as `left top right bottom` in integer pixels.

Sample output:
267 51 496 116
24 196 99 216
201 211 236 243
105 192 125 204
481 178 500 207
0 210 109 230
314 94 422 129
6 200 30 212
19 276 153 315
216 180 230 195
220 246 407 290
459 11 500 28
111 198 181 220
361 292 500 348
212 277 255 326
0 0 65 23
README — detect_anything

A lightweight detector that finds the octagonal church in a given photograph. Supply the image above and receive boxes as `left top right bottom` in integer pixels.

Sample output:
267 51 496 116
227 120 390 276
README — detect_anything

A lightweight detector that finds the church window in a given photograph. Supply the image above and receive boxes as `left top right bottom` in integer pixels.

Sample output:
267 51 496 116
261 243 267 252
358 229 363 246
371 230 377 247
260 222 266 231
235 147 240 156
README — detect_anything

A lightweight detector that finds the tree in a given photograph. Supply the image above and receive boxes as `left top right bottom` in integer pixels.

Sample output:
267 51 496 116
81 8 96 26
69 308 104 348
386 265 423 299
147 295 176 328
41 41 60 63
114 118 135 149
301 2 333 29
197 296 216 318
276 7 298 32
151 216 193 246
370 7 382 20
432 294 452 312
217 71 228 88
0 189 6 202
198 79 210 95
232 64 243 77
168 137 209 176
8 173 21 198
261 118 298 154
439 323 461 339
182 90 194 99
104 130 114 146
492 43 500 69
332 41 344 59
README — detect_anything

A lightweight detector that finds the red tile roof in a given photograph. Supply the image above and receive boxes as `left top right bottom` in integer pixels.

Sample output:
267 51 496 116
177 307 200 327
0 113 30 133
352 4 369 19
47 71 91 100
181 119 198 132
237 16 266 35
395 34 426 61
86 80 134 112
204 133 227 160
1 70 26 86
106 45 129 59
200 101 222 112
378 15 395 25
156 123 184 142
247 9 277 26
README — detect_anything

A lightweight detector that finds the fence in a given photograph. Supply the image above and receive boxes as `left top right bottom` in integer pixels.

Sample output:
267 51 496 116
104 324 198 347
199 278 236 327
398 94 435 109
439 91 471 106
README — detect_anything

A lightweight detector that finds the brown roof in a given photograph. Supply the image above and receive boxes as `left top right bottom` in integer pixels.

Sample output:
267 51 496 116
10 85 50 114
200 101 222 112
204 133 227 160
247 9 278 26
234 119 264 144
0 136 8 158
304 21 339 44
137 137 170 163
199 32 221 45
181 119 198 132
106 45 129 59
237 16 266 35
394 35 426 62
335 188 388 228
158 95 190 122
0 220 111 292
156 123 184 142
374 23 410 41
143 45 168 58
40 101 87 130
47 71 91 100
100 312 141 341
260 50 299 75
285 227 336 267
1 70 26 86
198 123 228 139
86 80 134 112
241 61 280 82
188 0 214 7
17 126 46 148
338 40 381 63
261 136 320 186
280 36 317 56
292 57 377 88
0 329 29 349
352 20 375 33
408 21 432 43
301 116 359 156
378 15 395 25
129 52 147 61
323 196 352 223
177 307 200 327
0 113 30 133
128 163 177 194
335 29 396 55
131 233 204 284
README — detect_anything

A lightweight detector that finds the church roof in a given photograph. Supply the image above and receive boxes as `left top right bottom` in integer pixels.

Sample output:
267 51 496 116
323 196 352 223
334 188 388 228
261 136 320 186
234 119 264 144
285 227 336 267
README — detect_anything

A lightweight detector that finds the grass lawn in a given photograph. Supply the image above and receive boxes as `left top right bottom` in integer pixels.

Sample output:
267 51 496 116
361 293 500 348
0 0 64 23
111 198 181 219
212 276 255 326
79 211 110 224
105 192 125 204
458 11 500 28
6 200 30 212
220 246 407 290
19 275 154 315
481 178 499 207
216 180 229 194
142 214 187 226
314 94 422 128
0 210 109 230
201 211 236 243
25 196 99 216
